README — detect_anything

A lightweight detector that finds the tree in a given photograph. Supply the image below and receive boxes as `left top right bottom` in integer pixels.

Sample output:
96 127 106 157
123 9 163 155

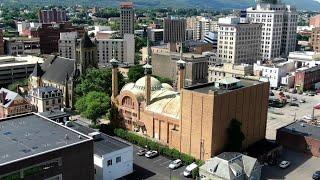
75 68 125 97
127 65 145 83
7 78 28 92
75 91 110 124
225 119 245 152
135 37 152 53
155 76 173 85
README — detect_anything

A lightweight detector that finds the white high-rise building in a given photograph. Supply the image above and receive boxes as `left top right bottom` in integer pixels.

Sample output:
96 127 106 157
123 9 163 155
97 34 135 66
217 17 262 65
187 16 218 41
247 0 297 60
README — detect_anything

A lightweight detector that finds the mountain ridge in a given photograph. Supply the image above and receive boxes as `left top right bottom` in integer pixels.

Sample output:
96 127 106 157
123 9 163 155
1 0 320 11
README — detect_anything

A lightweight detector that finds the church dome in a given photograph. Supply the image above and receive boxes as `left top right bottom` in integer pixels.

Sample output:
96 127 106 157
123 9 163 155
134 76 162 91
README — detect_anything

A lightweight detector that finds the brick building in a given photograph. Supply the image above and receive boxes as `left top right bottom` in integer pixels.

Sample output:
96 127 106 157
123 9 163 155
0 113 94 180
38 23 84 54
0 29 4 55
277 121 320 157
0 88 32 119
111 56 269 160
295 66 320 91
38 8 67 24
310 27 320 53
310 14 320 28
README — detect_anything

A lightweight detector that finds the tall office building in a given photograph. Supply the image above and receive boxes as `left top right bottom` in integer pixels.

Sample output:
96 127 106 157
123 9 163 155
187 16 218 40
120 2 135 37
247 0 297 60
164 17 186 43
0 29 4 55
38 8 67 24
59 32 78 59
217 17 262 65
97 34 135 66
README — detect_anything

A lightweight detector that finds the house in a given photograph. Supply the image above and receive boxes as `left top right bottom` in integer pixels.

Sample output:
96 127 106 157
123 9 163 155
199 152 262 180
30 86 63 112
0 88 32 119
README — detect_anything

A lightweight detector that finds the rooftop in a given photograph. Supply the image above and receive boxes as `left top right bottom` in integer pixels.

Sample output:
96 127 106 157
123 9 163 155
0 114 90 166
278 121 320 140
186 78 263 95
0 56 44 68
70 123 131 156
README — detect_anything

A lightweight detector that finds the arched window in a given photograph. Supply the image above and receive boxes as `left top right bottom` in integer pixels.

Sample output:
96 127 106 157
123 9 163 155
122 96 133 108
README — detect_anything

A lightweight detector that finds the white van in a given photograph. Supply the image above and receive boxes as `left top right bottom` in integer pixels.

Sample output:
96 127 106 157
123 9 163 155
183 162 198 177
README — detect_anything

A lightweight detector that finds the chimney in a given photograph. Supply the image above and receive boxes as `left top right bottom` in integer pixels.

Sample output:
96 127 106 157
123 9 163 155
143 63 152 105
110 48 119 102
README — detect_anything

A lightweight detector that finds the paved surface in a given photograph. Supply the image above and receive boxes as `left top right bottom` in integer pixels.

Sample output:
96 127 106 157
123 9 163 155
262 149 320 180
266 91 320 140
121 145 190 180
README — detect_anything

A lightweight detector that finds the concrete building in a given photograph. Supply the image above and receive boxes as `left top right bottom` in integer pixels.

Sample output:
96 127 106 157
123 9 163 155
71 123 133 180
97 34 135 66
120 2 135 37
30 86 63 112
199 152 261 180
208 63 254 82
288 51 320 68
38 8 67 24
253 59 295 88
4 37 40 56
310 14 320 28
147 28 164 44
0 55 44 87
0 113 94 180
277 121 320 157
0 29 4 55
58 32 78 59
247 0 298 59
186 16 218 41
16 21 41 37
112 58 269 160
152 51 208 86
310 27 320 53
164 17 186 43
0 88 32 119
38 23 85 54
217 17 262 65
204 32 218 49
295 66 320 91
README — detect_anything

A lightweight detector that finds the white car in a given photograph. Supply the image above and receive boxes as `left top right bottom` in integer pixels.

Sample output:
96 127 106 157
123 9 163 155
145 150 158 158
183 163 198 177
303 115 313 120
279 161 290 169
168 159 182 169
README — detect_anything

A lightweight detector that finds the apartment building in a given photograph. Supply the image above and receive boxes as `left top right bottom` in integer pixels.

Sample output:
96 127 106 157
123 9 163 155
217 17 262 65
4 37 40 56
58 32 78 59
30 86 63 112
187 16 218 41
120 2 135 37
247 0 298 60
38 8 67 24
164 17 186 43
97 34 135 66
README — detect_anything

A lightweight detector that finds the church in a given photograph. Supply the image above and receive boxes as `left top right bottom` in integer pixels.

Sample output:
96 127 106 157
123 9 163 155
29 33 98 108
111 48 270 160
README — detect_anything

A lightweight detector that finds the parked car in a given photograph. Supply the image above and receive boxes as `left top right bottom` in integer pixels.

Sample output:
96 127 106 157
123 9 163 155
145 150 158 158
279 161 290 169
64 121 74 127
292 97 297 101
303 115 313 120
312 171 320 180
183 163 198 177
169 159 182 169
137 149 147 156
299 99 306 103
289 103 299 107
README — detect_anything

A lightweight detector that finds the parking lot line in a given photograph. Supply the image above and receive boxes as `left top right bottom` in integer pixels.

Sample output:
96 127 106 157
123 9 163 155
159 160 171 166
153 158 163 163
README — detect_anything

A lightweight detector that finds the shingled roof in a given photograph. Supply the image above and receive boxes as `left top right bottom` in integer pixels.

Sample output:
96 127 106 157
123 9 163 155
41 57 75 85
31 62 44 77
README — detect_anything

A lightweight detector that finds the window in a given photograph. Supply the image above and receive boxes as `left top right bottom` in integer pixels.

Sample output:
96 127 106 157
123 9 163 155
116 156 121 163
107 159 112 166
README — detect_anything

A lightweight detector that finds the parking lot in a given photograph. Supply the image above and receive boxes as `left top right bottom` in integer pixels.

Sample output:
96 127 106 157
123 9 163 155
266 90 320 140
121 145 190 180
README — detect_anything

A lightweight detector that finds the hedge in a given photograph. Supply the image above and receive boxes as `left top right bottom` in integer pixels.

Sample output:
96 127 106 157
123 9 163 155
113 128 203 167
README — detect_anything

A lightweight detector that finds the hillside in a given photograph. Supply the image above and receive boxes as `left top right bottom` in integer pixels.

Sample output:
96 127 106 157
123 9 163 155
1 0 320 10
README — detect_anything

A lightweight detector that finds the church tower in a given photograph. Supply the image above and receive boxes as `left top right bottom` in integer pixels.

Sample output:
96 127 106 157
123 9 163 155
29 62 44 89
76 32 98 74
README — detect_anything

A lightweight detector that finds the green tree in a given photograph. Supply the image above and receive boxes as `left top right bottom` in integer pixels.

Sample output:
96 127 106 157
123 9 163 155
75 68 125 97
225 119 245 152
75 91 110 124
155 76 173 85
135 37 152 53
127 65 145 83
7 78 28 92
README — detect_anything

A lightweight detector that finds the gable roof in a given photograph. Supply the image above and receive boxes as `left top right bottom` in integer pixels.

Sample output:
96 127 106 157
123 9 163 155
41 57 75 85
31 62 44 77
0 88 25 108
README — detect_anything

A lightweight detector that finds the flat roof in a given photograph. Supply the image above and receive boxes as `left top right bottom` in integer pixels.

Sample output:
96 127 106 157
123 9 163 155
0 114 91 166
186 78 263 95
278 121 320 140
71 123 131 156
0 56 44 68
